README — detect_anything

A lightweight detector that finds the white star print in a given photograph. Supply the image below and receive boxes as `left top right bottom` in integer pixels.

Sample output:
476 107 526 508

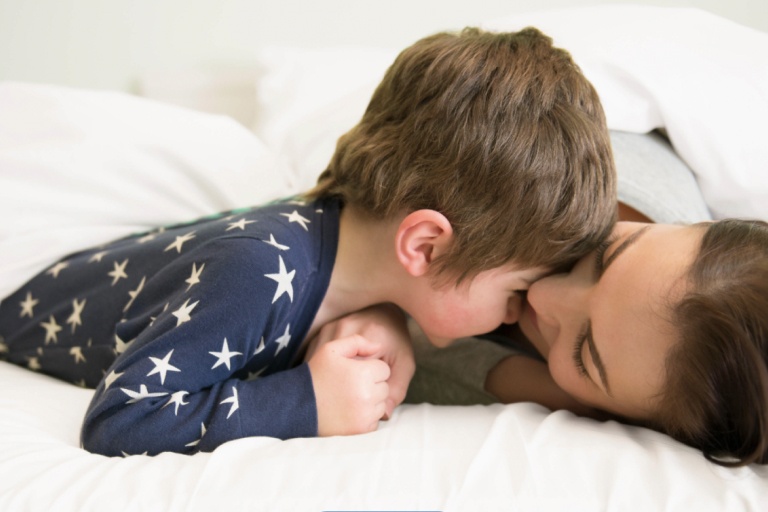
147 349 181 384
265 255 295 303
108 259 129 286
185 423 207 448
88 251 108 263
69 346 86 364
220 386 240 419
121 384 168 404
40 315 62 344
104 369 124 389
247 366 267 380
164 391 190 415
19 291 39 318
124 276 146 312
67 298 86 333
274 324 291 355
46 261 68 278
209 338 243 371
27 356 41 371
114 333 134 354
226 218 257 231
121 451 149 457
185 263 205 291
280 210 311 231
263 234 289 251
164 231 196 253
137 232 158 244
0 337 7 355
172 298 199 327
254 337 266 356
150 303 169 326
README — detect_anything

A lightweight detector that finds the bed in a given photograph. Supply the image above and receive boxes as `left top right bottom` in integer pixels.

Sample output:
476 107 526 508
2 5 768 511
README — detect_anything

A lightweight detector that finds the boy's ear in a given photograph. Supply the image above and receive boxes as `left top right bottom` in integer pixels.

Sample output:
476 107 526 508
395 209 453 277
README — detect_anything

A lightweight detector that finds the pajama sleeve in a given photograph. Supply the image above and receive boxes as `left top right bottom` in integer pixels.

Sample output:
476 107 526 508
81 237 318 456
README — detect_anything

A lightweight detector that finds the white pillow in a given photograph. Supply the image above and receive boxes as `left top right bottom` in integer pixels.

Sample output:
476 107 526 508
251 46 397 191
0 82 296 299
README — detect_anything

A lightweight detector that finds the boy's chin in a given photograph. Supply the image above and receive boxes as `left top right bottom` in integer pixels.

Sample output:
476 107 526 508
424 333 456 348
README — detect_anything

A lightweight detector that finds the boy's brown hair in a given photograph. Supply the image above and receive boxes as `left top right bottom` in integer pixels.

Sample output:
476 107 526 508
308 27 617 281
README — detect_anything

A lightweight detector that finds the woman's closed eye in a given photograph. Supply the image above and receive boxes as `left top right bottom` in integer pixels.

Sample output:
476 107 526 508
573 322 590 377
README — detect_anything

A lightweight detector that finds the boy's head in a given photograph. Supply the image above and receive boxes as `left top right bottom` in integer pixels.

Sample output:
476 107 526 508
309 27 617 282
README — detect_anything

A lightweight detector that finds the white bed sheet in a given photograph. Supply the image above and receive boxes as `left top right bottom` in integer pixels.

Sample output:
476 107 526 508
2 5 768 511
3 361 766 511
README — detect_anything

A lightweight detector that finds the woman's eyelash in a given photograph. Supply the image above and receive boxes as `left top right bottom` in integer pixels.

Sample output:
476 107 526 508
593 235 619 275
573 324 590 377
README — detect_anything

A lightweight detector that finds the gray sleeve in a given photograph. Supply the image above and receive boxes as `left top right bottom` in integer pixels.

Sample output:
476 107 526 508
404 319 518 406
611 130 712 224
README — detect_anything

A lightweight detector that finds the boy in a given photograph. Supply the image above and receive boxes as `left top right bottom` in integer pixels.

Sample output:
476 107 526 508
0 27 616 456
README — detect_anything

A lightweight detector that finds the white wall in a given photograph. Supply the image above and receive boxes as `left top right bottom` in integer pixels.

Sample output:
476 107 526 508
0 0 766 92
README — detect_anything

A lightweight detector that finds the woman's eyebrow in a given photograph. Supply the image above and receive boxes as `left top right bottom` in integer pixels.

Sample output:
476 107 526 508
600 226 651 275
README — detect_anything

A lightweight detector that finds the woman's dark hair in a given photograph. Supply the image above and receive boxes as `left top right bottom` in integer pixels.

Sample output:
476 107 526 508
656 219 768 466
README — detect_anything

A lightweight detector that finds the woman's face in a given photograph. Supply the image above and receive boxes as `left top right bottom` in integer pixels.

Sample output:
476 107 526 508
518 222 704 420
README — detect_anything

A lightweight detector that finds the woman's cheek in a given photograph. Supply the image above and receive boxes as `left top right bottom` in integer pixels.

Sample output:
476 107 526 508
546 344 579 398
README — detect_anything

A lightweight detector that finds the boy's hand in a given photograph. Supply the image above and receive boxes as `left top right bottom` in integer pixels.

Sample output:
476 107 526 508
308 334 391 436
305 304 415 420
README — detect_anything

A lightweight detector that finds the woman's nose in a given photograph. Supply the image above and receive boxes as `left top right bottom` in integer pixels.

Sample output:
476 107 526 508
527 272 585 324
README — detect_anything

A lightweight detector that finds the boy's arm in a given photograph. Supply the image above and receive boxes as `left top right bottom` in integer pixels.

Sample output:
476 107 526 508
81 238 318 456
485 355 607 419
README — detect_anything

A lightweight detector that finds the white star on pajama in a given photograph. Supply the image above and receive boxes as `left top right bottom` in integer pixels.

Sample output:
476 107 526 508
89 251 108 263
185 263 205 291
104 369 124 390
19 291 39 318
108 259 129 286
265 255 295 303
67 298 86 332
40 315 62 344
46 261 68 278
114 333 134 354
220 386 240 419
263 234 289 251
247 366 267 380
185 423 207 448
124 276 146 312
226 218 257 231
27 356 41 371
121 384 168 404
172 299 198 326
274 324 291 355
70 346 86 364
164 231 196 253
164 391 190 415
209 338 242 370
280 210 311 231
253 337 266 356
147 349 181 384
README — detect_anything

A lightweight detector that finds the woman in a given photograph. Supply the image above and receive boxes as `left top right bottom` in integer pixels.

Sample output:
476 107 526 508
480 215 768 467
400 132 768 467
